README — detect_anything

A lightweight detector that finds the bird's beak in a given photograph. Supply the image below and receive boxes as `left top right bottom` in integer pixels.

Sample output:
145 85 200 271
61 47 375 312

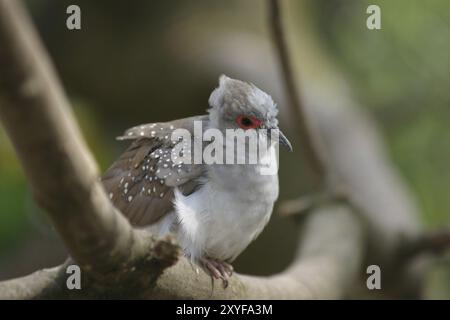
278 130 293 152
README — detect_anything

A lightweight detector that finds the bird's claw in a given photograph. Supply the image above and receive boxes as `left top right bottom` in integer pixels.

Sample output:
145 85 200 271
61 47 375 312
201 258 234 288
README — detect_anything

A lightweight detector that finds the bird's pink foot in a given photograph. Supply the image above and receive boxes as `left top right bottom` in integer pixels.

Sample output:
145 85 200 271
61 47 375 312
200 257 234 288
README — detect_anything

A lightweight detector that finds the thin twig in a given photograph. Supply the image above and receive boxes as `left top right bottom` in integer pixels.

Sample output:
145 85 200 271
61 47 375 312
403 230 450 259
268 0 328 188
279 186 349 217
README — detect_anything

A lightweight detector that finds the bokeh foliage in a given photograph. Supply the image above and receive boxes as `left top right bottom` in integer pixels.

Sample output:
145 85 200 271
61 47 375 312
312 0 450 227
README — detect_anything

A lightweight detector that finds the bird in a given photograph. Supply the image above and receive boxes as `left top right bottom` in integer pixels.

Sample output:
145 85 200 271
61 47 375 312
102 75 292 285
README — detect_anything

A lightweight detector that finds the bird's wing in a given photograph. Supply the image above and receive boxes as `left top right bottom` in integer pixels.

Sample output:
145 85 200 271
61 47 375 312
102 115 208 227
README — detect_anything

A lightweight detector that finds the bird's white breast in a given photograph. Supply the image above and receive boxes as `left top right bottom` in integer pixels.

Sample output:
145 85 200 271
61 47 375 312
173 146 279 262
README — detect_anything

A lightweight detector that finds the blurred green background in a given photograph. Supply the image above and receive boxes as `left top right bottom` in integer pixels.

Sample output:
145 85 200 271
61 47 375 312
0 0 449 296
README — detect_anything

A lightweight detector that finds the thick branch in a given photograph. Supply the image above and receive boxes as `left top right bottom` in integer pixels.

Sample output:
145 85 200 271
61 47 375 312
0 0 178 280
0 205 363 299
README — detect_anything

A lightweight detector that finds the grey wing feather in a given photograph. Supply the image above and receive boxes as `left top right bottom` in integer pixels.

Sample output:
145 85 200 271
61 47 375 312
102 115 208 227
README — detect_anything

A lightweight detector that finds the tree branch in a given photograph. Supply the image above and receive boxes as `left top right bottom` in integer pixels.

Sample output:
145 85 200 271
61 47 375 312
401 229 450 258
0 0 179 286
268 0 328 189
0 205 363 299
266 0 428 296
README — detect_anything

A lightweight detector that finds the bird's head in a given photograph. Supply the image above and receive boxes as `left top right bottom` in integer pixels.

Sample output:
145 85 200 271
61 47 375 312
208 75 292 151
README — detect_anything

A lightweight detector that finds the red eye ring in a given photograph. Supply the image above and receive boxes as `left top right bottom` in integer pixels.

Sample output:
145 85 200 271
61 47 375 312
236 115 262 130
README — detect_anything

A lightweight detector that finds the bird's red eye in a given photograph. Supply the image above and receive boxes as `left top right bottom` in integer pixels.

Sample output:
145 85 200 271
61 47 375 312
236 115 262 130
